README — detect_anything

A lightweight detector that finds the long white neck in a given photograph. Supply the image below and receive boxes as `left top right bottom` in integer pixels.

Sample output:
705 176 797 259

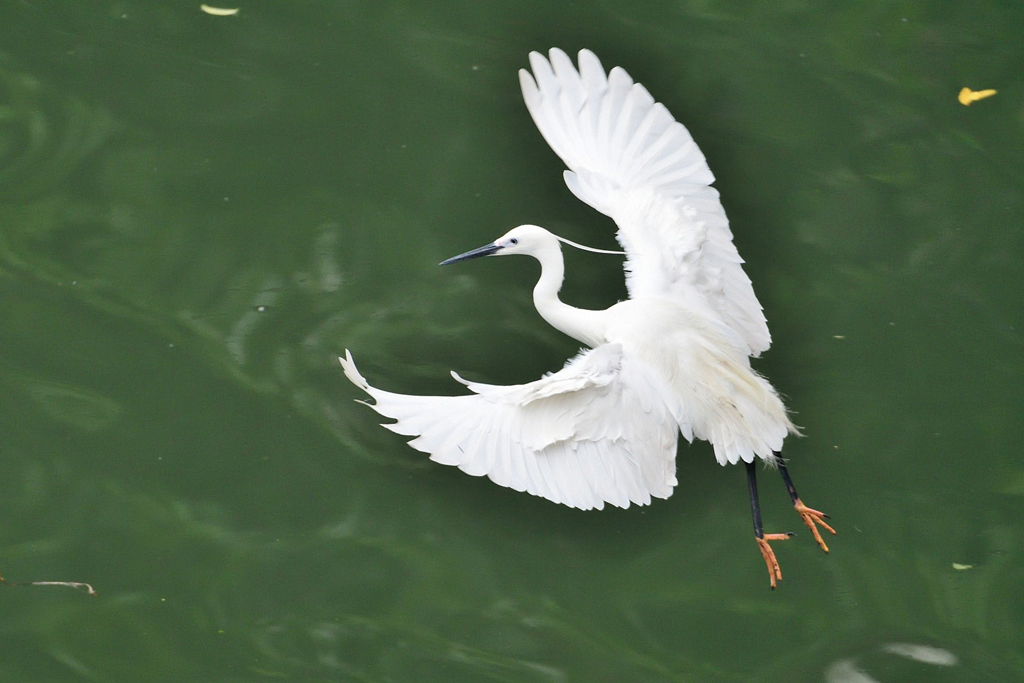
531 241 607 348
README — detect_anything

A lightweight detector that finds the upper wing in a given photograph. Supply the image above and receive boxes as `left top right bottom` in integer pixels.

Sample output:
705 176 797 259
520 48 771 356
340 345 686 510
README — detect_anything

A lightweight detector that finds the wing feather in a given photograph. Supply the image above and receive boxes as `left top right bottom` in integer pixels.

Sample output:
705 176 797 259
340 347 681 511
520 48 772 356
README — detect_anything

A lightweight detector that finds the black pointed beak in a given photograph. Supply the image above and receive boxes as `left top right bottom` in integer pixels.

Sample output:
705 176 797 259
440 242 501 266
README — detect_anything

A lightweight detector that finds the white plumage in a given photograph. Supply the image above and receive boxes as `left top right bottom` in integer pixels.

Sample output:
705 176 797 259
343 344 679 510
340 48 798 511
520 48 772 356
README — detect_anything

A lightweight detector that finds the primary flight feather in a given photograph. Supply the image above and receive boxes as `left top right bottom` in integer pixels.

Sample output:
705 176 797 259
341 48 834 588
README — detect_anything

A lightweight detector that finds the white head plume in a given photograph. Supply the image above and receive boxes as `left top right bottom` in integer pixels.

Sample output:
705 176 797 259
554 235 625 256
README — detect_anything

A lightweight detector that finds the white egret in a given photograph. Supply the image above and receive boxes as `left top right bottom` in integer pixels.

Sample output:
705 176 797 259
341 48 834 587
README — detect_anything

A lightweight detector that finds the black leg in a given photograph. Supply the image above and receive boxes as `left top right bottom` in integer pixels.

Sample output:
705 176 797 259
775 460 835 552
778 461 821 511
746 461 792 589
746 461 765 539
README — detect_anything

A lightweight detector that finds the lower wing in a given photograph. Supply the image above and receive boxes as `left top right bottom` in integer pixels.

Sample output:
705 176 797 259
340 345 682 510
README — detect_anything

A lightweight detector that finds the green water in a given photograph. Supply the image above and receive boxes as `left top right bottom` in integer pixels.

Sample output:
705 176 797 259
2 2 1022 681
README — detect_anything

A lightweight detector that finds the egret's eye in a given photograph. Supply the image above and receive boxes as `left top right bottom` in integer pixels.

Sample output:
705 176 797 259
509 238 519 245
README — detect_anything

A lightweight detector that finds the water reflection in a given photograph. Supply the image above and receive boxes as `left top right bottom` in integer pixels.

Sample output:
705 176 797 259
825 643 960 683
22 376 122 431
0 53 114 201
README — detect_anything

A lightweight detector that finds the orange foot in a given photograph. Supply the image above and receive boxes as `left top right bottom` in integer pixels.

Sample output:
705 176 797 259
794 499 836 553
756 533 793 589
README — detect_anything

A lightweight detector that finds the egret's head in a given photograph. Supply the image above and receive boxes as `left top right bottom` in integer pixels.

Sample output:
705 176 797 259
440 225 554 265
440 225 624 266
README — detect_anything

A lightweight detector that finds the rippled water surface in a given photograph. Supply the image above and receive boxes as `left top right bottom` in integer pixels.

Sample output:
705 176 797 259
2 2 1022 681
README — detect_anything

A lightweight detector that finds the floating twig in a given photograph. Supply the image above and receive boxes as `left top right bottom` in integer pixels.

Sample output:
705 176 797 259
26 581 97 595
1 574 97 596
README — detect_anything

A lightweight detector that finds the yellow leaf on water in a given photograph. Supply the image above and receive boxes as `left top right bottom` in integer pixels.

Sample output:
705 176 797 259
958 87 997 106
952 563 974 570
200 5 240 15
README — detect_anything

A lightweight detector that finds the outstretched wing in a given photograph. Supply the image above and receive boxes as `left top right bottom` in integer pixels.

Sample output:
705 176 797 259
340 345 686 510
520 48 771 356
